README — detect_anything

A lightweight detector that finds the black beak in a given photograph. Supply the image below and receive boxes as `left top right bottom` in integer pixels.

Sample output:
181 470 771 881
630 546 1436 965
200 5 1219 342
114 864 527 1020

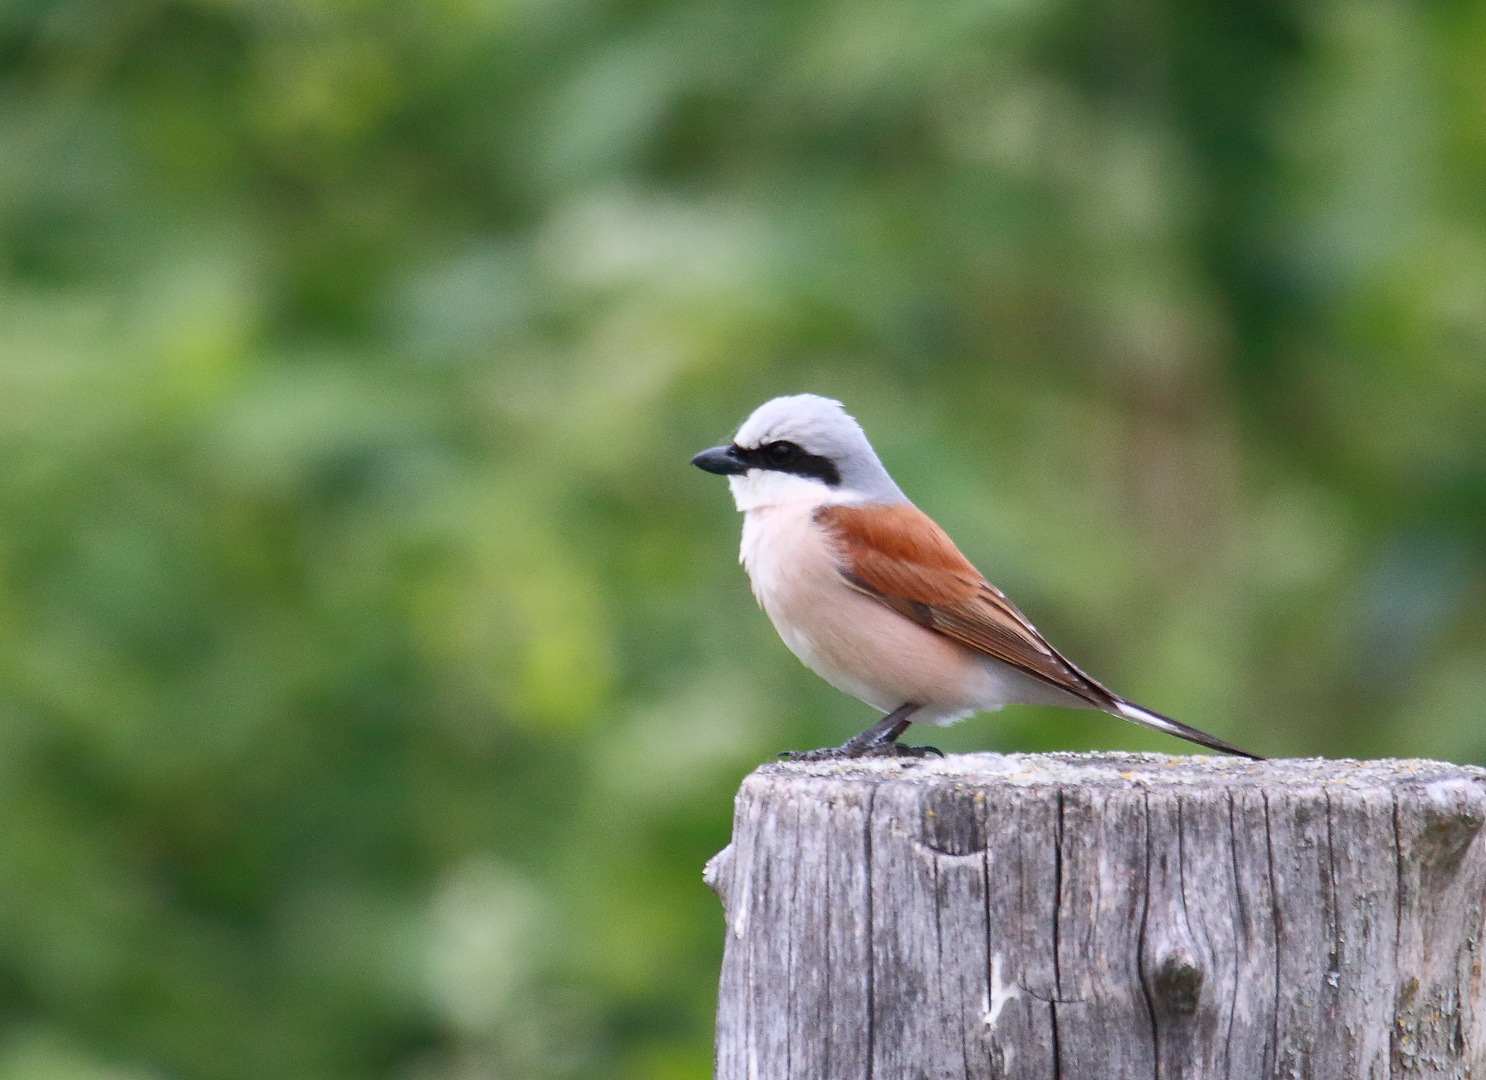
691 445 748 476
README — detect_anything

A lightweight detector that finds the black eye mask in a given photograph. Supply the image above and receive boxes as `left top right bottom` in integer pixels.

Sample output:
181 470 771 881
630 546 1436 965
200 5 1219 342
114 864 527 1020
733 441 841 486
691 440 841 486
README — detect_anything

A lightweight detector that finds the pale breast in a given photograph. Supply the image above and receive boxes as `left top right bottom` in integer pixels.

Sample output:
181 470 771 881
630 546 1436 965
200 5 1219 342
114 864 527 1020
738 502 1014 723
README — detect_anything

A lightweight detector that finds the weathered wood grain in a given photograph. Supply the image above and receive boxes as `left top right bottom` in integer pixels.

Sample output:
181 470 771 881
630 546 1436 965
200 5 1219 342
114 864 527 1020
707 753 1486 1079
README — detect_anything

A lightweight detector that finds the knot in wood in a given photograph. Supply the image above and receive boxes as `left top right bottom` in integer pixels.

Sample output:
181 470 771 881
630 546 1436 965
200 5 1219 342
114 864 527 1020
1152 950 1203 1015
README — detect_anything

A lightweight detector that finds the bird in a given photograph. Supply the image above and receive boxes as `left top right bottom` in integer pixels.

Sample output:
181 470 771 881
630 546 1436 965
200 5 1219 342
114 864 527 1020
691 394 1260 760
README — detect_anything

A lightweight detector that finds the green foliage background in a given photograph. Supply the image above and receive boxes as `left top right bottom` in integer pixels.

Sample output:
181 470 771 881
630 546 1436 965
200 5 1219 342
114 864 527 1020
1 0 1484 1075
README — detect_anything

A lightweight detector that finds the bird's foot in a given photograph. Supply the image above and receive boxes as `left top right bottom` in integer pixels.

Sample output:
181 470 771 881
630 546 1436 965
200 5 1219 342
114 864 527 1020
780 742 943 762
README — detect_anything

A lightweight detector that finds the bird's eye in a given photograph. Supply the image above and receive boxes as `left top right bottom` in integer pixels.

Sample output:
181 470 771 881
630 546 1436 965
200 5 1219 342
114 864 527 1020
764 441 798 465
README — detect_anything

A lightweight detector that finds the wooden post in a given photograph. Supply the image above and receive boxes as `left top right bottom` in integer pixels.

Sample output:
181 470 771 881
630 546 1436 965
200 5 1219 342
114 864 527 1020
705 753 1486 1079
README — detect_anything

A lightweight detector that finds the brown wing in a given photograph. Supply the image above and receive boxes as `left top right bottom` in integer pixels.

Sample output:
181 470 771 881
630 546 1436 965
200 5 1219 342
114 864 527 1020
813 503 1117 708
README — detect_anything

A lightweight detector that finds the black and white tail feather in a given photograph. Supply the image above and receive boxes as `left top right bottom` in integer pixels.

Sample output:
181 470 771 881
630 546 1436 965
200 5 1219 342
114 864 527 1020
1111 699 1262 759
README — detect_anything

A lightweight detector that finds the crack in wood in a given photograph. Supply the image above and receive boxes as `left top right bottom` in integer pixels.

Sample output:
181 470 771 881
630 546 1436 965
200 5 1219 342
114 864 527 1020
864 783 875 1080
1051 788 1064 1080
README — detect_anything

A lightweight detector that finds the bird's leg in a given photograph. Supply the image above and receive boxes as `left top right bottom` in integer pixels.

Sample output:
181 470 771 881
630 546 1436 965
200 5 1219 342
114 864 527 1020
841 705 918 753
780 703 943 761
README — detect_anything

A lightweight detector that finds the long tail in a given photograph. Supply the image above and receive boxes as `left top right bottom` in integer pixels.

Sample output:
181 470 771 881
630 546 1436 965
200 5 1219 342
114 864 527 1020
1111 699 1264 760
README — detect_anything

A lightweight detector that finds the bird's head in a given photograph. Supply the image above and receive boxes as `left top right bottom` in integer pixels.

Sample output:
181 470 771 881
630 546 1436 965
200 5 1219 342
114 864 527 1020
692 394 907 511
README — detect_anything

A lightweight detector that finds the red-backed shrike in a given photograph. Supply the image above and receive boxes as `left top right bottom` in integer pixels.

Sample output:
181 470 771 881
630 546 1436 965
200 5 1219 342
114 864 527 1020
693 394 1259 759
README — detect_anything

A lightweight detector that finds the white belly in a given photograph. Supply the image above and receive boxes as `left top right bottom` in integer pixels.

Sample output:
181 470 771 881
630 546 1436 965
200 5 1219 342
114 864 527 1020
738 501 1029 725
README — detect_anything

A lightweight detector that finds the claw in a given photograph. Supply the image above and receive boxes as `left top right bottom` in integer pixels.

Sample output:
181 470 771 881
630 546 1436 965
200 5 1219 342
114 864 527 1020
778 703 934 762
871 743 941 758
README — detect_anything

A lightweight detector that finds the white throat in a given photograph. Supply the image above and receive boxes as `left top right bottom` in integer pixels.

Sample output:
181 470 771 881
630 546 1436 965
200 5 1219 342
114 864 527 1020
727 470 858 513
